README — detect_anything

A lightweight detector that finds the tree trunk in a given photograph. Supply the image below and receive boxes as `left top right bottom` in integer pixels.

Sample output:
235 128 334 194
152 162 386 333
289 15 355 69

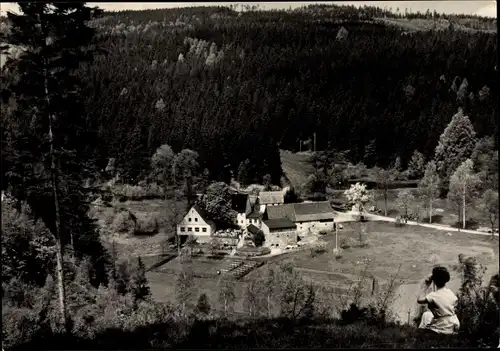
162 168 168 200
267 294 271 318
462 186 466 229
490 216 495 239
44 60 69 333
384 188 388 216
429 199 432 224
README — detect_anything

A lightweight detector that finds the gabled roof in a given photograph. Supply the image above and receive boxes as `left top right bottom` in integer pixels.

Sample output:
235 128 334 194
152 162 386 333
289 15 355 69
246 224 261 234
264 218 296 230
231 193 249 213
259 191 284 205
265 204 295 221
264 201 335 223
293 201 335 222
185 204 215 227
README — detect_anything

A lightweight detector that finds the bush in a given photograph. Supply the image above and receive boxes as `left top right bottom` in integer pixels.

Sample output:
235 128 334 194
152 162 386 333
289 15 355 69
310 243 327 258
111 183 164 201
234 246 270 257
340 237 357 249
455 256 500 346
134 213 159 236
332 248 343 259
318 230 328 235
111 211 135 235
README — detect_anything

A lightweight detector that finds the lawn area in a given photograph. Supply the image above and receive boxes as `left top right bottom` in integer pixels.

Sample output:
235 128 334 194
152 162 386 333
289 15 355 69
90 197 187 260
279 149 314 187
248 221 498 321
147 257 255 316
280 221 498 282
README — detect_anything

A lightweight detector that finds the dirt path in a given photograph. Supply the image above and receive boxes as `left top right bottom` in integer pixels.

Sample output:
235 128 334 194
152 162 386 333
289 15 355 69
337 210 499 237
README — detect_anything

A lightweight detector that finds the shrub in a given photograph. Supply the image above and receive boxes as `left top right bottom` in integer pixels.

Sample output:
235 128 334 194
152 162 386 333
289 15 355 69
234 246 270 257
332 247 343 259
134 213 159 236
455 256 500 347
195 293 211 316
111 211 135 234
394 217 404 227
111 183 164 201
340 237 357 249
310 243 327 258
318 230 328 235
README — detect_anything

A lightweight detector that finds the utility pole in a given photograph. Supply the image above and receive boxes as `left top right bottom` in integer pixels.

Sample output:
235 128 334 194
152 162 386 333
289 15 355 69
407 308 411 325
299 140 302 152
313 132 316 152
335 223 338 250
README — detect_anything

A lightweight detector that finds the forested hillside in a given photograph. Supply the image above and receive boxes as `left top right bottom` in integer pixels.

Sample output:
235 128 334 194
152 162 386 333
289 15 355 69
3 5 498 185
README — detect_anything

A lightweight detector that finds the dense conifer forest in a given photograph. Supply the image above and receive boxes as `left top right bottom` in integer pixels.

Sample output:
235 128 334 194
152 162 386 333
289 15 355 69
42 5 497 184
2 5 497 184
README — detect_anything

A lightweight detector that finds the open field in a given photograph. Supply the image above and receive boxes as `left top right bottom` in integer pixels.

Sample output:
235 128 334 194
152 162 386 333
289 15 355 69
145 221 498 321
90 198 187 259
147 257 255 316
279 149 314 188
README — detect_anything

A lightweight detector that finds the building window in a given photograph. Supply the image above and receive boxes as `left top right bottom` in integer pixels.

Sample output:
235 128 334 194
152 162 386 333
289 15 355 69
188 218 192 222
188 227 192 232
202 228 207 233
180 227 185 232
195 218 198 222
195 227 200 232
240 220 243 224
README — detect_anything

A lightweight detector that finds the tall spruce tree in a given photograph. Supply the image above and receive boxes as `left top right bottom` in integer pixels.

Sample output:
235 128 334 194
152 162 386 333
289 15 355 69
433 109 476 193
1 3 105 332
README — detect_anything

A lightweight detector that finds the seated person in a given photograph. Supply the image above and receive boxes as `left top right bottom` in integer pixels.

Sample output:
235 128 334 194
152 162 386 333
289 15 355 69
417 266 460 335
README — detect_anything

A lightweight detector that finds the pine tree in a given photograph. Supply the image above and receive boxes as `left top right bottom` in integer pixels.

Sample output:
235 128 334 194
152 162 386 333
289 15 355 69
195 293 211 316
433 110 477 192
1 2 104 333
132 257 151 302
115 260 131 296
407 150 426 179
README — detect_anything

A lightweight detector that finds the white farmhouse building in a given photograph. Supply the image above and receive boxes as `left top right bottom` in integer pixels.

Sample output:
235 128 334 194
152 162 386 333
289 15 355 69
177 204 216 243
232 193 252 229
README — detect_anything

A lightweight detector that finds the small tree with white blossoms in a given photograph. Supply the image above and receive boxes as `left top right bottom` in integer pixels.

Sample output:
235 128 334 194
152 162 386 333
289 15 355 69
344 183 373 218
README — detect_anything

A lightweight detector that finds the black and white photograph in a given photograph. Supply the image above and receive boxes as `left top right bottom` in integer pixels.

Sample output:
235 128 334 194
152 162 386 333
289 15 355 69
1 1 498 349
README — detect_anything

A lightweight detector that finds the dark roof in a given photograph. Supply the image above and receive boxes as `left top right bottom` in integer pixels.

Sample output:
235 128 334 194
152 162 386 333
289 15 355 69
264 218 296 230
259 191 284 205
247 210 263 219
246 224 260 234
191 204 215 226
231 193 249 213
264 202 335 222
265 204 295 221
293 201 335 222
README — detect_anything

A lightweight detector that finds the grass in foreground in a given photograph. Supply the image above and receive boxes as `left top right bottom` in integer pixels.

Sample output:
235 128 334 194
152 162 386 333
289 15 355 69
10 318 477 350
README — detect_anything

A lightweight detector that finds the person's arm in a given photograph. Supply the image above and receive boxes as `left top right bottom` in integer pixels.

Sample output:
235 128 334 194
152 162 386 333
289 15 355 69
417 275 433 304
